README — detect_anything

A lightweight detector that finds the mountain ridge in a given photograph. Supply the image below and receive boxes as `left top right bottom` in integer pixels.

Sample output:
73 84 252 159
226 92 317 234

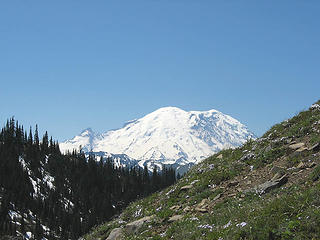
60 106 255 170
84 100 320 240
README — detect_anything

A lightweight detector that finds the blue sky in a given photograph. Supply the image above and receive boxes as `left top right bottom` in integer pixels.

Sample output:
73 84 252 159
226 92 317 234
0 1 319 141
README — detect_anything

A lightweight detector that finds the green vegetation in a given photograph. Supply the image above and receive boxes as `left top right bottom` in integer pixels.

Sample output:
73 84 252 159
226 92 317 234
84 101 320 240
0 118 176 240
310 164 320 182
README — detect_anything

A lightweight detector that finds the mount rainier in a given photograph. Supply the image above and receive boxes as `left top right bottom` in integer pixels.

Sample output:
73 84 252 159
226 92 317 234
59 107 255 172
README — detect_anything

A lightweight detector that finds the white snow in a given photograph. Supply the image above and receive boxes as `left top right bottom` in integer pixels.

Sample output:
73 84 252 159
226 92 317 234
26 232 33 239
9 210 21 220
61 197 74 210
60 128 98 153
311 103 320 110
43 173 55 190
19 156 55 197
60 107 255 166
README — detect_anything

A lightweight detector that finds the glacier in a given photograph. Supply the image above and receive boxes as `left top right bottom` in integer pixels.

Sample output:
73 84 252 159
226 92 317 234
60 107 255 172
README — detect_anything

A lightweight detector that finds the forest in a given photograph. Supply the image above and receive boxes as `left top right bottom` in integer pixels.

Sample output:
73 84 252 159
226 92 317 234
0 118 176 239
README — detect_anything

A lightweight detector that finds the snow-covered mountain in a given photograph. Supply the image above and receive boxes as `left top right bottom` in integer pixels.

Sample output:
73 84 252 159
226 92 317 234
60 107 255 171
87 151 139 169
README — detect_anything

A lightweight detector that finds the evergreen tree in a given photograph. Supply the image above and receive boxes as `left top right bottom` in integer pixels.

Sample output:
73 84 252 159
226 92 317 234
0 118 177 239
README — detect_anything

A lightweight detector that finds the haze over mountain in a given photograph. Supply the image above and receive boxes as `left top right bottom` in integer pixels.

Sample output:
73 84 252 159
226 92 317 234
60 107 255 169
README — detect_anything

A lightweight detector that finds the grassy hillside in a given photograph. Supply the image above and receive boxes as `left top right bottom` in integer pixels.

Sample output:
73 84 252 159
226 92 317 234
84 100 320 240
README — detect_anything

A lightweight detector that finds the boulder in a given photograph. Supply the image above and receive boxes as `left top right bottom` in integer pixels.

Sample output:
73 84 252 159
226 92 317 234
168 215 184 222
271 165 285 175
240 153 255 161
265 145 272 152
124 216 154 235
271 171 285 181
180 185 193 191
195 199 210 213
170 205 181 211
195 207 208 213
227 181 239 187
296 147 308 153
288 142 305 150
307 162 317 168
106 228 123 240
198 198 209 207
310 103 320 111
255 175 288 194
217 154 223 159
296 162 306 169
183 206 191 212
190 179 200 185
308 143 320 152
213 193 221 201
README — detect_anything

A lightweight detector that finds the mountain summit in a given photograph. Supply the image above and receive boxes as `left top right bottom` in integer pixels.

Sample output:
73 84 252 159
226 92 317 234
60 107 255 168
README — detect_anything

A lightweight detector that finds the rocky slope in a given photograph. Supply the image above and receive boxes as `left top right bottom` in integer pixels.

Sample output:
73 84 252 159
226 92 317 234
60 107 255 171
83 100 320 240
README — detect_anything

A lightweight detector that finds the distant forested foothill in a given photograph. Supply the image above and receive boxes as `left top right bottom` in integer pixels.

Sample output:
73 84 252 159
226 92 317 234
0 118 176 239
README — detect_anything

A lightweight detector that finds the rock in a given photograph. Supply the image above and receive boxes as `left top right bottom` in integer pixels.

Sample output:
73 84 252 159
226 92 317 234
217 154 223 159
199 198 209 206
307 162 316 168
291 150 305 158
265 145 272 152
107 228 124 240
285 138 293 144
296 162 306 169
271 172 284 181
180 185 193 191
308 143 320 152
310 103 320 111
166 187 176 196
296 147 308 153
195 199 209 213
227 181 239 187
125 216 154 234
213 193 221 201
183 206 191 212
196 199 208 208
288 142 305 150
170 205 181 211
228 193 237 197
195 207 208 213
168 215 184 222
271 166 285 175
255 175 288 194
190 179 200 185
240 153 255 161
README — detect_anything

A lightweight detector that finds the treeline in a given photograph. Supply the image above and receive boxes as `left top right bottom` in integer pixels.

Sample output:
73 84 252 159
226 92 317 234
0 118 176 239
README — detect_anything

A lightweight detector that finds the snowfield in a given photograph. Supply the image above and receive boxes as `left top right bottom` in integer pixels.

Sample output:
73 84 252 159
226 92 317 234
60 107 255 167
